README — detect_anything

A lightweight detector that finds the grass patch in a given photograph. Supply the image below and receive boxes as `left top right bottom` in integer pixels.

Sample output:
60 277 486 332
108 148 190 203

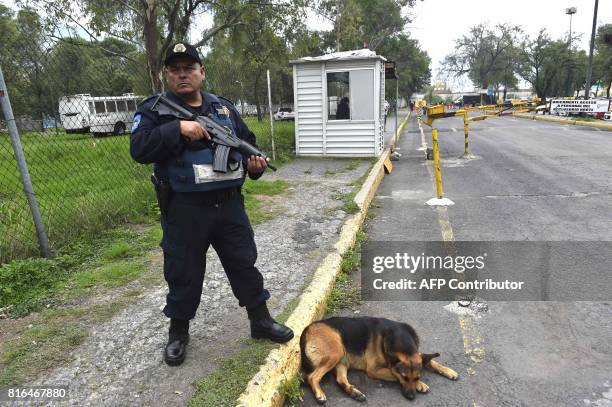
339 159 378 214
190 298 299 407
242 117 295 166
102 241 139 261
75 261 144 289
0 225 157 318
344 159 362 171
324 169 337 177
573 116 598 122
0 291 142 387
242 178 290 225
190 339 277 407
281 374 304 407
0 131 156 263
0 323 88 386
242 178 289 196
326 229 366 315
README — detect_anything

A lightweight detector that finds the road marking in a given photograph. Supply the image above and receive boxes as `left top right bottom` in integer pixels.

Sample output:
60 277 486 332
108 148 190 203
459 317 485 363
451 127 457 132
420 134 486 396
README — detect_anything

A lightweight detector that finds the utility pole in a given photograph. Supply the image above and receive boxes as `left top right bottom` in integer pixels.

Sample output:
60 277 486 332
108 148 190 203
584 0 599 99
566 7 577 47
565 7 577 97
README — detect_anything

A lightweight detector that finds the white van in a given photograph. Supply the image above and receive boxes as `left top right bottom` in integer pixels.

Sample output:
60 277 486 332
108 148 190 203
59 93 141 136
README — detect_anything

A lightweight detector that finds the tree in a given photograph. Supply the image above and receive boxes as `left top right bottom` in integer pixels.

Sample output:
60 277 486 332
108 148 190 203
28 0 298 93
309 0 430 100
517 30 562 99
442 23 522 93
313 0 417 52
378 34 430 102
592 24 612 98
517 29 590 99
204 1 305 120
0 5 23 113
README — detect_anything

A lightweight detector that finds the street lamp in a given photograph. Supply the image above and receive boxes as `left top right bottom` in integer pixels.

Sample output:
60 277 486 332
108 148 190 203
565 7 577 97
565 7 577 48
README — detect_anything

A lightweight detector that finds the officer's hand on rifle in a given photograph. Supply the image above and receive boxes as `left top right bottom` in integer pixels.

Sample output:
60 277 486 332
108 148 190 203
180 120 211 141
247 155 268 175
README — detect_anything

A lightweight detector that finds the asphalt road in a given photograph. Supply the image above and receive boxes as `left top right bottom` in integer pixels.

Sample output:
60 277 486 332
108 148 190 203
298 115 612 406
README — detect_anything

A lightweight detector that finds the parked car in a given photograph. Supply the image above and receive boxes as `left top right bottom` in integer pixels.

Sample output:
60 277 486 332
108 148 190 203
604 111 611 121
273 107 295 121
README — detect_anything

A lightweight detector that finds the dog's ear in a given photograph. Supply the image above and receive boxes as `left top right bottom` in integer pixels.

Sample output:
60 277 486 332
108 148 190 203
382 328 398 363
420 352 440 366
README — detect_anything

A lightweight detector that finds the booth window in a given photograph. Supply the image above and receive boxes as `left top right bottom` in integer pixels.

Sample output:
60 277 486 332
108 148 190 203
327 70 374 121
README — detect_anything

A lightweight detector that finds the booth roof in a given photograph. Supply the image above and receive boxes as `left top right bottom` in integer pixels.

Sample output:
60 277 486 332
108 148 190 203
289 49 387 64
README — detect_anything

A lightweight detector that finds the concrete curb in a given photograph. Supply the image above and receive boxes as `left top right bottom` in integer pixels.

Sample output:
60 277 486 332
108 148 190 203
514 113 612 131
236 113 411 407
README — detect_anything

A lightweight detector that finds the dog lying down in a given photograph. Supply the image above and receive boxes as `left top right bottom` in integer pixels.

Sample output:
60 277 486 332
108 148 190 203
300 317 459 403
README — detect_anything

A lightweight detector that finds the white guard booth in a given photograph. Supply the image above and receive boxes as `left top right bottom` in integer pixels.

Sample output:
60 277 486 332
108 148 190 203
290 49 388 157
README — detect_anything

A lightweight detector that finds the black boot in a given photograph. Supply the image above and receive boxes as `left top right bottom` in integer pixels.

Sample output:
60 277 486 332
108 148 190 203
164 318 190 366
248 302 294 343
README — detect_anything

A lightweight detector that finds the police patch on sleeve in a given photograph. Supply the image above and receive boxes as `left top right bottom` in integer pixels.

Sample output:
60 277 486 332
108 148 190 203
131 113 142 133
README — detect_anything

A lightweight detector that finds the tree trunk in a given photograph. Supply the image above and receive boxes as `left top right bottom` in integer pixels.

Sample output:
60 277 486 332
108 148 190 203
606 82 611 99
144 0 163 93
336 0 341 52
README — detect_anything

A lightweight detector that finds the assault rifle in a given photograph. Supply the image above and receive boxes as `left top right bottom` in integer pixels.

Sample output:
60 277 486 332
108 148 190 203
151 94 276 172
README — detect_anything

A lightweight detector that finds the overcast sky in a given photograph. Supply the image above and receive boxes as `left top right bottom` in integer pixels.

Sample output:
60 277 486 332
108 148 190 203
3 0 610 91
408 0 611 89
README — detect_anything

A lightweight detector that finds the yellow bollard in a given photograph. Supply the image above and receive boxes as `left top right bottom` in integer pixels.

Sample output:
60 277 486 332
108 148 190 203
463 112 469 156
432 128 444 199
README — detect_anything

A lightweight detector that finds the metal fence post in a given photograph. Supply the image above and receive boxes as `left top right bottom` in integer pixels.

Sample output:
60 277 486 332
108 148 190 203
0 63 51 258
266 69 276 161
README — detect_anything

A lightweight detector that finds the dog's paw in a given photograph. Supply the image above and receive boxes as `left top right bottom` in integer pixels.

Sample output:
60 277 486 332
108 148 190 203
416 380 430 393
444 368 459 380
350 387 367 402
315 395 327 405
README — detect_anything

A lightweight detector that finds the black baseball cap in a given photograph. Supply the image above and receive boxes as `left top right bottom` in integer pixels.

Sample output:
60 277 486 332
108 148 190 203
164 42 202 66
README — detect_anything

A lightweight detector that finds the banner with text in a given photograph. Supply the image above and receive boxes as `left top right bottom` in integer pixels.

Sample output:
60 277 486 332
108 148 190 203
550 99 610 114
361 241 611 301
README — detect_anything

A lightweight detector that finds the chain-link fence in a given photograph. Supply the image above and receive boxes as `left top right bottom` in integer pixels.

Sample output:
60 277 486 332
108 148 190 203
0 34 294 264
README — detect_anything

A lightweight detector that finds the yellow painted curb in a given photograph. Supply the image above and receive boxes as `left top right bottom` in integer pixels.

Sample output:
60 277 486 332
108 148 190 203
514 113 612 131
236 113 411 407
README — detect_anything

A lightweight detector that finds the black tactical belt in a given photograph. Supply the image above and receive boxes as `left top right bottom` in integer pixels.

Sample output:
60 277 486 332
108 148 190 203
173 187 241 207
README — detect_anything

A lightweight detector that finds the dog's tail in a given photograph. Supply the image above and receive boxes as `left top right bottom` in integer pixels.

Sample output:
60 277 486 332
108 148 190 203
300 325 314 374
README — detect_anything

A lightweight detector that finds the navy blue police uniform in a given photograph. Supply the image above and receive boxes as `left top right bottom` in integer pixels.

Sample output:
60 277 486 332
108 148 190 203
130 90 270 320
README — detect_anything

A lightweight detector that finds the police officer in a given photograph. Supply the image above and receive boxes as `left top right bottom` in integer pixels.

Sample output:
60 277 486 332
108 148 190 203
130 43 293 366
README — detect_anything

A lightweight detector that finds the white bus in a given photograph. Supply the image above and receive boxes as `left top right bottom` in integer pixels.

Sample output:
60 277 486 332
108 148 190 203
59 93 142 136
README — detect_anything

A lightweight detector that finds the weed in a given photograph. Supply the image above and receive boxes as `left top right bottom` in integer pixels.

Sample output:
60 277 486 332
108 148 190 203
0 226 154 317
344 159 362 171
326 247 362 314
324 169 337 177
0 292 142 387
190 298 299 407
280 374 304 406
0 323 87 386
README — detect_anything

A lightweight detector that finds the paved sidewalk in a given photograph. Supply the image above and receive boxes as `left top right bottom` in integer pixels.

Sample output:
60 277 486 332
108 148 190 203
298 114 612 406
23 156 373 406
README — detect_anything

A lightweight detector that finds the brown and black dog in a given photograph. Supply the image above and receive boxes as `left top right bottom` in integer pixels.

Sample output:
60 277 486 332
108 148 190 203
300 317 458 403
